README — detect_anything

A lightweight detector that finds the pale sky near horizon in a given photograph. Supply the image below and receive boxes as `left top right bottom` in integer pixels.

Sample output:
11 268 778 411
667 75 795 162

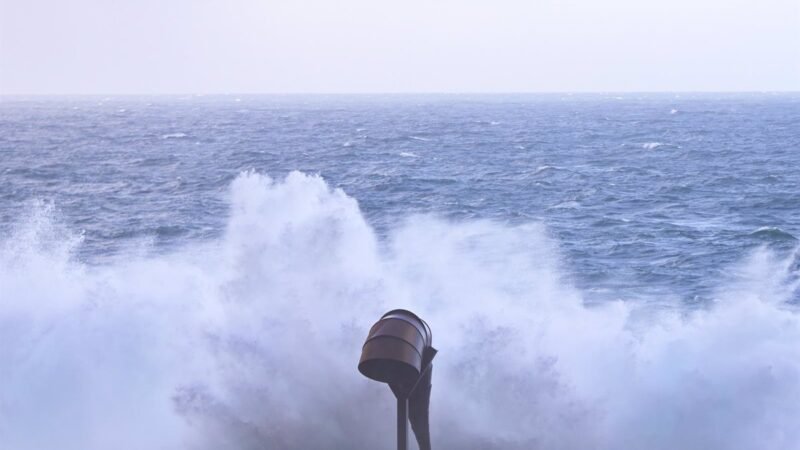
1 0 799 95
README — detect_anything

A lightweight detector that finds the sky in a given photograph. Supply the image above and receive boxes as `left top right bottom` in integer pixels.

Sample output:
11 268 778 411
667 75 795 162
1 0 798 94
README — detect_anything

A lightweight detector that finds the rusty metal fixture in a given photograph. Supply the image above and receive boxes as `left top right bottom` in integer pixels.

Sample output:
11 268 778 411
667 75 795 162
359 309 437 450
359 309 432 385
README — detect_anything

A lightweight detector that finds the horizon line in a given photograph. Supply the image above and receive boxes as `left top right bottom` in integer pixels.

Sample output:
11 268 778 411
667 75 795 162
2 90 799 98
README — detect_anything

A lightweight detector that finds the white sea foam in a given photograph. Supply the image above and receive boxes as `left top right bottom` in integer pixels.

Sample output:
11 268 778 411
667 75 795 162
399 152 419 158
642 142 665 150
2 172 800 450
408 136 431 142
670 109 679 115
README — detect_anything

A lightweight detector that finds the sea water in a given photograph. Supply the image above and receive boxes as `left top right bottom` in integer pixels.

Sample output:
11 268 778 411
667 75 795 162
1 93 799 449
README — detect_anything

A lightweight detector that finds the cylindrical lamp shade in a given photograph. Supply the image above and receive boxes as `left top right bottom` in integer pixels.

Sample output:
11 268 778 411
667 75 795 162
358 309 432 385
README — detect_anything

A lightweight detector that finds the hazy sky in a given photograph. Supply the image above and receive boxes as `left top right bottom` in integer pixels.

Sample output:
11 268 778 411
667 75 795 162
1 0 798 94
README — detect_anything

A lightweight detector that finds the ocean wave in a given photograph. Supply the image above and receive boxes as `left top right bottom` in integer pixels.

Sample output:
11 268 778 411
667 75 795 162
591 217 631 227
2 172 800 449
549 200 580 209
534 165 557 175
161 132 188 140
642 142 666 150
749 226 798 242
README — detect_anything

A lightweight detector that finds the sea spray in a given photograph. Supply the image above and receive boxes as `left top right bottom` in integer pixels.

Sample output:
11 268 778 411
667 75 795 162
2 172 800 449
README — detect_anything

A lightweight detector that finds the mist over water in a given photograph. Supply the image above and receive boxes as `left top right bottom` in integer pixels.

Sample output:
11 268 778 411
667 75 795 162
3 171 800 450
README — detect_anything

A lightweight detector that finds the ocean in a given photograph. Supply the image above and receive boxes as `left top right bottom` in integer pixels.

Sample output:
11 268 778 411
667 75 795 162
1 93 799 449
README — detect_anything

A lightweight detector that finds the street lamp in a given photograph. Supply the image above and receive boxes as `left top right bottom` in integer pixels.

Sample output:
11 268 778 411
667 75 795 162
359 309 437 450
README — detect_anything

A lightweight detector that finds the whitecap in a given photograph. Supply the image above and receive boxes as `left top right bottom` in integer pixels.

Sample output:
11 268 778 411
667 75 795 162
408 136 430 142
161 133 188 140
755 226 780 233
642 142 665 150
549 200 580 209
534 165 557 175
399 152 419 158
749 226 797 241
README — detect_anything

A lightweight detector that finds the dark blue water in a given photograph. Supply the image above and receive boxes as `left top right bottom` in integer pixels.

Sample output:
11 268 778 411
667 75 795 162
2 94 800 450
2 94 799 302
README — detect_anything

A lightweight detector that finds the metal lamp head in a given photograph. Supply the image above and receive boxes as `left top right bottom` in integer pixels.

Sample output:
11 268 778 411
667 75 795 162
358 309 432 385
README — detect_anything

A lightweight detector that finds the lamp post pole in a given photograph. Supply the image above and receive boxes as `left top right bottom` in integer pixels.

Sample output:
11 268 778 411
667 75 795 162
397 397 408 450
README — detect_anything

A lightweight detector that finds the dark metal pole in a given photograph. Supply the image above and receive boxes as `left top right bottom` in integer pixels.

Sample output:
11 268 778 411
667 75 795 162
397 397 408 450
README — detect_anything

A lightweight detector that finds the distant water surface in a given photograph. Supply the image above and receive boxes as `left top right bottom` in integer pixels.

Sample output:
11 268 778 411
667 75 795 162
2 94 798 303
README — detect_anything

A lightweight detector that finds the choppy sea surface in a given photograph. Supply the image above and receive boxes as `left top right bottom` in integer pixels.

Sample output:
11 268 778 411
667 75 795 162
1 94 800 450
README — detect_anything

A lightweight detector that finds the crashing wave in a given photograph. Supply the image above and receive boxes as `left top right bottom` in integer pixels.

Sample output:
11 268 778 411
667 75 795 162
2 172 800 450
